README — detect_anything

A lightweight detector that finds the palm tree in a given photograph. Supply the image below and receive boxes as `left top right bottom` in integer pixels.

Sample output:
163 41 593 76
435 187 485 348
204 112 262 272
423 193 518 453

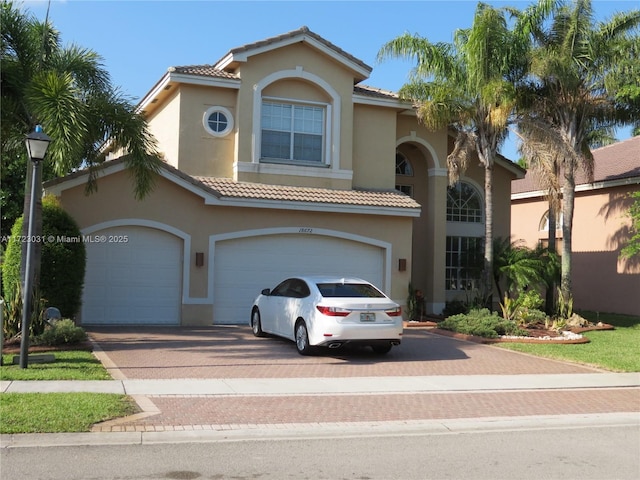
378 2 530 305
1 1 162 311
492 237 546 302
514 0 640 299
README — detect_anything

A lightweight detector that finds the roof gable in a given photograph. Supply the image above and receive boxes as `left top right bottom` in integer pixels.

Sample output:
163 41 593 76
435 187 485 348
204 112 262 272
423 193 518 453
214 26 372 81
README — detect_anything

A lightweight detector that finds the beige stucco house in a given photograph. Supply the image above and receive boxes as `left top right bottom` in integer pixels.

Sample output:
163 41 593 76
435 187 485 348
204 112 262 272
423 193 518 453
511 136 640 317
46 27 523 326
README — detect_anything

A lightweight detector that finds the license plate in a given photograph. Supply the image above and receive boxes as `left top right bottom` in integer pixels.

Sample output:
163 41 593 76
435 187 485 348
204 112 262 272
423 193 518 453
360 313 375 322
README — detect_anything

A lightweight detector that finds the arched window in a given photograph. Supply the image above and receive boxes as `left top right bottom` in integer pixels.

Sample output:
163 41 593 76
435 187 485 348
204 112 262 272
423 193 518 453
395 152 413 176
446 181 483 291
447 182 483 223
540 210 563 231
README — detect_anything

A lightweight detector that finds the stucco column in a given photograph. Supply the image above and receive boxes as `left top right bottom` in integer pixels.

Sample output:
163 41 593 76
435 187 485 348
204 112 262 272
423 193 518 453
426 169 448 315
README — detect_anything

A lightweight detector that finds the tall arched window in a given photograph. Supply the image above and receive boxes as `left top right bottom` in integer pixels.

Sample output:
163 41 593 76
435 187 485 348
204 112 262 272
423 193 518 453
395 152 414 196
446 182 484 291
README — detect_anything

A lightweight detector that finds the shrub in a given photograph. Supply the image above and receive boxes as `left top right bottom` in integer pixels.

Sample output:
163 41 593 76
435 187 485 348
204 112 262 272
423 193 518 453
439 308 528 338
2 196 86 318
442 299 469 317
33 319 87 346
519 290 544 310
1 283 47 338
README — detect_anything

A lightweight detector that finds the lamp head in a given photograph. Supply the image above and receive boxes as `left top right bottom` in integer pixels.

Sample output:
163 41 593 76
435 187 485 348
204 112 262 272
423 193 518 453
25 125 52 162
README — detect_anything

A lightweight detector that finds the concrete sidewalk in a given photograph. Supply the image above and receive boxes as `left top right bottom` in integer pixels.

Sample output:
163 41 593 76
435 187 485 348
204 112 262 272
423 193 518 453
2 372 639 395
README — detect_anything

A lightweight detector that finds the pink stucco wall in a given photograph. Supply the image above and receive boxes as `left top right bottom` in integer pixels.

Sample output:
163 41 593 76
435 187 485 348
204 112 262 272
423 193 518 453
511 184 640 317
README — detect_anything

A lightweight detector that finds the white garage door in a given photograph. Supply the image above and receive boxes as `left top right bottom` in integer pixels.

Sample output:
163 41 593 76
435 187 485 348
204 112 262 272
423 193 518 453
82 226 182 325
213 234 384 324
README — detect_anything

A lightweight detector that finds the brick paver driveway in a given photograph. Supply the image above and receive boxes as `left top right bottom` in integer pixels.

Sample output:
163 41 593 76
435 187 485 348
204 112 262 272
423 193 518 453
87 325 599 379
87 326 639 431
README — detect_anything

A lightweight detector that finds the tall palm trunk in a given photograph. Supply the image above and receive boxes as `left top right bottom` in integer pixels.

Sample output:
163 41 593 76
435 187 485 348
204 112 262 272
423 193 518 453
545 160 559 314
561 168 576 299
483 159 494 307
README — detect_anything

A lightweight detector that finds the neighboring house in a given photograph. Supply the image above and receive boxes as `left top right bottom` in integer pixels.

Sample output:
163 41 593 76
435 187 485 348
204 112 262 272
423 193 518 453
511 136 640 317
46 27 523 326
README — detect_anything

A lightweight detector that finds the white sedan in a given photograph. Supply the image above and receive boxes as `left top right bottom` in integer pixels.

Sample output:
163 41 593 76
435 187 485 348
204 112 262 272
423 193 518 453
250 276 403 355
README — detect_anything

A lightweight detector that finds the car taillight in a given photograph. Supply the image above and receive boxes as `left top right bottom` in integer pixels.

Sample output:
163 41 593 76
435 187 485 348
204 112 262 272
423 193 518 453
385 306 402 316
316 306 351 317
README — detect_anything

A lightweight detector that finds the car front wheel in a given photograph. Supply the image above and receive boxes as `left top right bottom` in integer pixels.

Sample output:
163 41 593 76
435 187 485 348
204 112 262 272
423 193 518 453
295 321 312 355
251 308 264 337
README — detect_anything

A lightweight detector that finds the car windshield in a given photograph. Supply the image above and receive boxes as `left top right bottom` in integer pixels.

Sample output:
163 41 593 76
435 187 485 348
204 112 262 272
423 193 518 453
316 282 385 298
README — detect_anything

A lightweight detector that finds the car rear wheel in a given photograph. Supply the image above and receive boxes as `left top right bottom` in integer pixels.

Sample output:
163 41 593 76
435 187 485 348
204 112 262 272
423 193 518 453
371 344 392 355
295 321 312 355
251 308 265 337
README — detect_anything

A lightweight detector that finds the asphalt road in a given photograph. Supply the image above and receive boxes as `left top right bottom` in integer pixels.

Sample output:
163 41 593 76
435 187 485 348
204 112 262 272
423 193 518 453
2 417 638 480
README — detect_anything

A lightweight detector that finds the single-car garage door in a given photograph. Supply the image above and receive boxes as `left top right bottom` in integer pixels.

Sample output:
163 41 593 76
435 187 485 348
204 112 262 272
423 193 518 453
213 234 384 324
82 226 182 325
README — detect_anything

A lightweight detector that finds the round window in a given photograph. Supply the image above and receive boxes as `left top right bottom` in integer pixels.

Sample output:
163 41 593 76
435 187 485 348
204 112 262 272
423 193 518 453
203 106 233 137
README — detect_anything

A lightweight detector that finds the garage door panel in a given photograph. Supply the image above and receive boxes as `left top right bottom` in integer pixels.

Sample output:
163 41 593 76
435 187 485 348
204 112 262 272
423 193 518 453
82 226 182 325
213 234 384 325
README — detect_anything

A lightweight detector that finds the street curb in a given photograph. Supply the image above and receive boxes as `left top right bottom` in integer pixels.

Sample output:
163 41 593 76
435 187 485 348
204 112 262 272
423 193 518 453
2 412 638 448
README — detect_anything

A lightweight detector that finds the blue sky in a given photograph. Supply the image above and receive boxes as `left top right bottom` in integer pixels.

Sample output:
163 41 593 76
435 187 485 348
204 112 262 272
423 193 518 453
22 0 638 159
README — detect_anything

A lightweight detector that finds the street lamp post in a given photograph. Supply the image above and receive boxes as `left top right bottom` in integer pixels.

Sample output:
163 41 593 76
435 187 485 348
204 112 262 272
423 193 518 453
19 125 52 369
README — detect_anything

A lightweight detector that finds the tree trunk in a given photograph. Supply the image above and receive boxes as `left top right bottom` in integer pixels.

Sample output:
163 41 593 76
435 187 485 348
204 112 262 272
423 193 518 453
483 160 494 308
546 198 557 315
561 170 575 300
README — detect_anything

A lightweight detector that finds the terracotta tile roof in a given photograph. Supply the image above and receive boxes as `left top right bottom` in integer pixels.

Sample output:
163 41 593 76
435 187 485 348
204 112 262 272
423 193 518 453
512 136 640 195
218 26 372 74
44 159 420 211
194 176 421 209
353 85 400 100
170 65 239 80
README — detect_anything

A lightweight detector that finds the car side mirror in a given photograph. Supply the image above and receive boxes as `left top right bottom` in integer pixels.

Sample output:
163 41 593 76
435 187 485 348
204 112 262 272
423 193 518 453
261 288 271 295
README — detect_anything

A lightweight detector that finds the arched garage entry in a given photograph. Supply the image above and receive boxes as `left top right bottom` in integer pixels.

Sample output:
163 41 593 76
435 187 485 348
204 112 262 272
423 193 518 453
81 224 184 325
211 229 388 324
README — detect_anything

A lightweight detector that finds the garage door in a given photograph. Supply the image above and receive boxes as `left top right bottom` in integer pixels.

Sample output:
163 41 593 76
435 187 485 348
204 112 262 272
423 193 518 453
82 226 182 325
213 234 384 324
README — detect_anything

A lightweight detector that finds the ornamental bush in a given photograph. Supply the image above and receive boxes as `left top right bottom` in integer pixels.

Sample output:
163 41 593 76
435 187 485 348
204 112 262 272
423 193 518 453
439 308 528 338
33 319 87 346
2 196 86 319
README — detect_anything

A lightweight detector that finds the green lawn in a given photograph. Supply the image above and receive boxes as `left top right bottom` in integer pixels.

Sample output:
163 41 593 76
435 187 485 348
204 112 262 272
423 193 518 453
0 393 138 433
1 350 135 433
1 350 111 380
497 311 640 372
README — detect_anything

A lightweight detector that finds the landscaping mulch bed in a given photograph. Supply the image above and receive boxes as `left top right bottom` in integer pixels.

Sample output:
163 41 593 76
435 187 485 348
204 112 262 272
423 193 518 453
404 320 614 344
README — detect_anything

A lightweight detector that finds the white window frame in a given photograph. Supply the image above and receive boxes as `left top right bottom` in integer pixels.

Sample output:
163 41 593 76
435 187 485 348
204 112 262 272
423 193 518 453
203 106 234 137
248 68 342 174
445 179 485 292
446 182 484 223
260 98 328 166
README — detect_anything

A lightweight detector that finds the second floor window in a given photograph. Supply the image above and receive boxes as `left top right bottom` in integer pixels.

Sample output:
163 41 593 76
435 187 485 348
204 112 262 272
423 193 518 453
261 101 324 164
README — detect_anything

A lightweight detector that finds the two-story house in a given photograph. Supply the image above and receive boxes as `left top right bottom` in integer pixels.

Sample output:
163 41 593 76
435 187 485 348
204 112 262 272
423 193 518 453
46 27 523 326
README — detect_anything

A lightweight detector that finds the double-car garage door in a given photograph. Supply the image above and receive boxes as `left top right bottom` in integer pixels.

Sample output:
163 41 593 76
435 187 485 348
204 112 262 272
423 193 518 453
82 227 384 325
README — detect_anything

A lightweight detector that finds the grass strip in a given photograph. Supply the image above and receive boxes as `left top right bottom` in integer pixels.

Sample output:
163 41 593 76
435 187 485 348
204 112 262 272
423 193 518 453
0 393 138 433
0 351 111 381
